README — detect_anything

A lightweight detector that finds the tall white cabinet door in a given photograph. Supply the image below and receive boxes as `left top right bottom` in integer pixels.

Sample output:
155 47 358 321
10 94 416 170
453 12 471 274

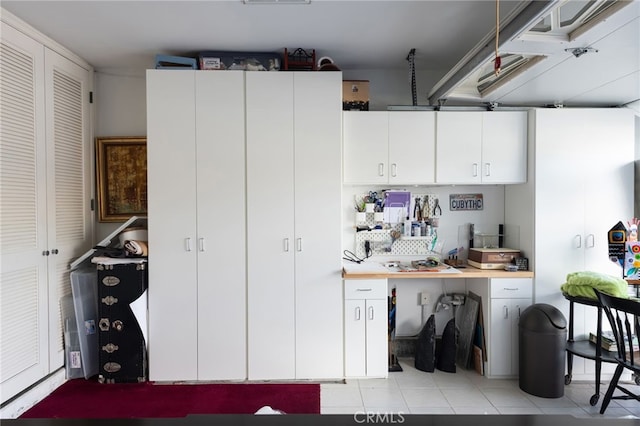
435 112 482 184
293 72 343 379
147 70 199 381
481 111 527 183
246 72 296 380
343 111 388 184
388 111 436 184
344 299 366 377
0 24 49 403
44 47 93 370
365 298 389 378
195 71 246 380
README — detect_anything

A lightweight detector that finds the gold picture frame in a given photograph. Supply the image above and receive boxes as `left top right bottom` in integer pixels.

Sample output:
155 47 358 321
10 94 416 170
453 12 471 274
96 137 147 222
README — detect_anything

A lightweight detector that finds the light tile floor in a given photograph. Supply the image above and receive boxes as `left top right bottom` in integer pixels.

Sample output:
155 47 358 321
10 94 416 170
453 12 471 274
320 358 640 418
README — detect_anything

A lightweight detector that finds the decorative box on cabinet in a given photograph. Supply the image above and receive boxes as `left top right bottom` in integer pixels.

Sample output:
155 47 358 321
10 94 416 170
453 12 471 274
95 258 148 383
344 279 388 378
343 111 436 185
435 111 527 184
471 278 532 378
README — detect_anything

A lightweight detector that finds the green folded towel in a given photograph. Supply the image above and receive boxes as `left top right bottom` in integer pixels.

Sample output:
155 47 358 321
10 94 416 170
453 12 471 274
560 271 629 300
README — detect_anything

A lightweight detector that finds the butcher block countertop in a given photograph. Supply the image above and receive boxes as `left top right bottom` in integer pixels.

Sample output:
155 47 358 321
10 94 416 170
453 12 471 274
342 261 534 280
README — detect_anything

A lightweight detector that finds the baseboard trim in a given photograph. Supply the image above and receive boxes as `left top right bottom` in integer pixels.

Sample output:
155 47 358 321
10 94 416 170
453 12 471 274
0 369 66 419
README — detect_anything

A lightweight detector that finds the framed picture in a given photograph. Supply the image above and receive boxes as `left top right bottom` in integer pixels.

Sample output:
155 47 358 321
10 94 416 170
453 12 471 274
96 137 147 222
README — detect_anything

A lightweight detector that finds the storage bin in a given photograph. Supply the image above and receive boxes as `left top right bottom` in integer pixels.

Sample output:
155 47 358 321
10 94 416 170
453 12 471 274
198 51 281 71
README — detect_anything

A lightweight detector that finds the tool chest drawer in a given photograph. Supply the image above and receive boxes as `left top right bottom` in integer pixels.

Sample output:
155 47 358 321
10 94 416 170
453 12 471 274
344 279 388 300
96 260 148 383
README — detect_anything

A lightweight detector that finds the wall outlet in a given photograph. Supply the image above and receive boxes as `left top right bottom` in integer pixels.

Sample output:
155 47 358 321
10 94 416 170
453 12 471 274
420 292 430 305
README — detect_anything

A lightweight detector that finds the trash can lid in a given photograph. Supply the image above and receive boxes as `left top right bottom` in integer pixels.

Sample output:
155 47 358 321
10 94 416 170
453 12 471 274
519 303 567 331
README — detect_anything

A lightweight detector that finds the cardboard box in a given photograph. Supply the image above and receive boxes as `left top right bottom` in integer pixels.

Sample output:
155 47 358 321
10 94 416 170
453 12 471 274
343 80 369 111
468 248 520 269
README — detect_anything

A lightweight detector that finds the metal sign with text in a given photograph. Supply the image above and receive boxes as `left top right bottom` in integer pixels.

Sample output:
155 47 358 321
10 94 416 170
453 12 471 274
449 193 483 211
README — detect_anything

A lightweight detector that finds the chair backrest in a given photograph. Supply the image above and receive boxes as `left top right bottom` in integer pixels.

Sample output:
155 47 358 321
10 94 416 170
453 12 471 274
594 289 640 372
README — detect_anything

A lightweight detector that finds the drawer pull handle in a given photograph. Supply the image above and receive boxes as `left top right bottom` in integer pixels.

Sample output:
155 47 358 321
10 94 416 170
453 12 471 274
356 288 372 292
503 287 518 291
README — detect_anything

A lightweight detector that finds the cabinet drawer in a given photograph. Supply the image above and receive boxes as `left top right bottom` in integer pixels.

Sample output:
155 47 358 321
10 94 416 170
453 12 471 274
490 278 532 298
344 279 387 300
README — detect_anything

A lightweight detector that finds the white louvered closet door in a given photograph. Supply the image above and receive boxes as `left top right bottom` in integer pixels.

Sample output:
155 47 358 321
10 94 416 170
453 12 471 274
0 22 92 404
0 23 49 404
43 48 93 370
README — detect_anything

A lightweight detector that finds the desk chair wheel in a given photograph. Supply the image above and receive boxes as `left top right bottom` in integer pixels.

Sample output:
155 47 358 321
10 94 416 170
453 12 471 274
634 374 640 386
564 374 571 385
590 393 599 406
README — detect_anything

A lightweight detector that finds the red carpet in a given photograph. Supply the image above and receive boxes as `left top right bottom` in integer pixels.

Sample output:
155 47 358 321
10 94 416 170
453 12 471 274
20 379 320 418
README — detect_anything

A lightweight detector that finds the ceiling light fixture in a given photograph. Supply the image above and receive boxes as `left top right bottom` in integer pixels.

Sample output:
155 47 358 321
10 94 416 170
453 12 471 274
565 47 599 57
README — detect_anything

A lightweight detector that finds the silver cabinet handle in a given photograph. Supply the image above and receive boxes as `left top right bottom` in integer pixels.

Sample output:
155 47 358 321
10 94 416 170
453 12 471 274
586 233 595 248
575 234 582 248
473 163 478 177
42 250 50 256
185 238 192 252
378 163 385 177
355 306 361 321
284 238 289 252
516 305 521 318
485 163 491 176
369 305 374 320
199 238 205 252
52 249 59 255
297 238 302 252
391 163 397 177
503 305 508 319
356 288 372 292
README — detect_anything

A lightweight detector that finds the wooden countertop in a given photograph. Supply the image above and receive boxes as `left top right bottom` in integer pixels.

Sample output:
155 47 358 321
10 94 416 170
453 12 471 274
342 262 534 280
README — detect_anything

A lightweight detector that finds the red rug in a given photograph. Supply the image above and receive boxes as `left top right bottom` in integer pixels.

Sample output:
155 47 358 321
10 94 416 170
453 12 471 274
20 379 320 418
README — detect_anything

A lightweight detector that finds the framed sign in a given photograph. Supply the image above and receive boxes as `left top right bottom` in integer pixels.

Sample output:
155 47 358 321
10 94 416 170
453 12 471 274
96 137 147 222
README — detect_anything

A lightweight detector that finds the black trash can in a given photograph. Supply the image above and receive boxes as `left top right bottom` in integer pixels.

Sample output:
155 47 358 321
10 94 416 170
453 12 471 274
519 303 567 398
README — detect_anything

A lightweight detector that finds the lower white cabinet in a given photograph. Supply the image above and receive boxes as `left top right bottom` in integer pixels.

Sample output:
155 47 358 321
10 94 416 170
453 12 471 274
470 278 532 378
344 280 388 378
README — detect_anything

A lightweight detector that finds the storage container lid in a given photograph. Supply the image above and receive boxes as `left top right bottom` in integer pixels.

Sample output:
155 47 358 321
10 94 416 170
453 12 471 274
519 303 567 331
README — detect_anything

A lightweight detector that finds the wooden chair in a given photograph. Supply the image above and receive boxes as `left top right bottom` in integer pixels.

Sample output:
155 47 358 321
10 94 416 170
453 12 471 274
594 289 640 414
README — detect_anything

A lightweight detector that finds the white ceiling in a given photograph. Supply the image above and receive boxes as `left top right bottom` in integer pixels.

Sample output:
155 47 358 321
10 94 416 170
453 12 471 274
2 0 639 108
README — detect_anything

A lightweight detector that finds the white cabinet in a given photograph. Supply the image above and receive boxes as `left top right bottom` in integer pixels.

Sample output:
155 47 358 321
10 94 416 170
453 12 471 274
246 72 343 380
344 280 388 378
436 111 527 184
343 111 436 184
1 19 93 403
146 70 247 381
471 278 532 378
505 108 634 381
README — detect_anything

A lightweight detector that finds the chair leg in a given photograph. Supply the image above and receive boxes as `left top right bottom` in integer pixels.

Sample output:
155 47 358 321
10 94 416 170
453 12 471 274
600 364 625 414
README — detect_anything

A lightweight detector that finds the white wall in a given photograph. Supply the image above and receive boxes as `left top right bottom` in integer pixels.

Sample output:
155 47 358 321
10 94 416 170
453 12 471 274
94 70 147 240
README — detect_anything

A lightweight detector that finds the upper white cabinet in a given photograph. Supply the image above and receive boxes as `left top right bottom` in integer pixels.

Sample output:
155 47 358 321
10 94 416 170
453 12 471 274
343 111 436 184
246 72 343 380
146 70 247 381
436 111 527 184
1 19 93 403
